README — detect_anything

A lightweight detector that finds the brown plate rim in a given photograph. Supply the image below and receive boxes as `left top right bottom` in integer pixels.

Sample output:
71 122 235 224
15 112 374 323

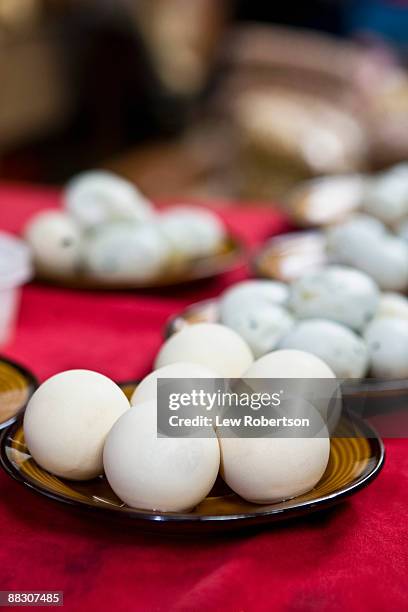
34 236 245 291
0 398 385 529
251 230 328 282
0 356 38 430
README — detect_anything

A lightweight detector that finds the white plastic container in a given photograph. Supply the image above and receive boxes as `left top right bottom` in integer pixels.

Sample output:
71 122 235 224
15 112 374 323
0 232 32 346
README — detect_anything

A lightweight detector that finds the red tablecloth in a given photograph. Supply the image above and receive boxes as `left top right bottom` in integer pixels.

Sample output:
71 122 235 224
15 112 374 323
0 184 407 612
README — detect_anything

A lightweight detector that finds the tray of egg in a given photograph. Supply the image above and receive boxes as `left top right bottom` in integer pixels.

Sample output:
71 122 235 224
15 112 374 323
0 325 384 533
169 271 408 400
236 161 408 396
24 171 244 289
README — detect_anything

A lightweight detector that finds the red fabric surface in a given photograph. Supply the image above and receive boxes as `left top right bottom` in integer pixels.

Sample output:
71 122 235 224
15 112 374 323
0 184 406 612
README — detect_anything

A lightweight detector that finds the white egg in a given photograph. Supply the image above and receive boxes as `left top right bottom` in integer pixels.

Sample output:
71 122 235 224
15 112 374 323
103 400 220 512
364 317 408 378
222 303 294 358
64 170 154 228
84 222 171 282
376 292 408 320
24 211 82 276
131 362 218 405
326 214 386 264
279 319 369 378
362 164 408 224
244 349 336 379
220 280 289 320
23 370 129 480
219 407 330 503
155 323 254 377
396 217 408 242
289 265 379 331
159 206 226 258
242 349 338 426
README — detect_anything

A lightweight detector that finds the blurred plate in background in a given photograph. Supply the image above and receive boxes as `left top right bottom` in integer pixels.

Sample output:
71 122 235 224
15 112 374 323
34 236 245 290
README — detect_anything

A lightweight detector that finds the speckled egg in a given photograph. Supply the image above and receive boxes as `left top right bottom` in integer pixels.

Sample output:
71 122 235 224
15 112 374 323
364 317 408 378
64 170 154 228
159 206 226 258
362 164 408 225
220 280 289 320
221 303 294 358
24 210 82 276
396 218 408 243
328 221 408 291
326 214 386 265
279 319 369 378
84 221 171 282
289 265 379 331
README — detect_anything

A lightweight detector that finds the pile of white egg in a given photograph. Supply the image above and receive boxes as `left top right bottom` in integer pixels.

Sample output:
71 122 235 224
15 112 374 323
24 171 227 282
218 269 408 379
23 326 334 512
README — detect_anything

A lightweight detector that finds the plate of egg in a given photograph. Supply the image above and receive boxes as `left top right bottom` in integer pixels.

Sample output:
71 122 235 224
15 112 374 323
24 171 244 290
247 163 408 394
0 329 384 533
168 271 408 382
256 164 408 293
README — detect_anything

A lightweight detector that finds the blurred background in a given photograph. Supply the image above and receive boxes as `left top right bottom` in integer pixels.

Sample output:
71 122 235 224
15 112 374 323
2 0 408 201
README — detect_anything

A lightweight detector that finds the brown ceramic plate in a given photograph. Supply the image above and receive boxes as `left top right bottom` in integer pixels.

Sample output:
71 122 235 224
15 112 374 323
35 237 245 290
253 231 328 283
0 357 38 430
0 382 384 534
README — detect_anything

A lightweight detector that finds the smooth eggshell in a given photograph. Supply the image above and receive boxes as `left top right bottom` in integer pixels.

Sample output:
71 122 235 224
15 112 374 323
289 265 379 331
23 370 130 480
155 323 254 377
64 170 154 228
242 349 337 425
103 401 220 512
243 349 336 379
219 407 330 503
131 362 219 405
364 317 408 378
24 211 82 276
279 319 369 378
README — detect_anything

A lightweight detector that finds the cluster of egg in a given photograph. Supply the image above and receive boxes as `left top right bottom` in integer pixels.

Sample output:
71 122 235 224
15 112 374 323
24 171 226 282
23 326 334 512
293 163 408 292
218 270 408 379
